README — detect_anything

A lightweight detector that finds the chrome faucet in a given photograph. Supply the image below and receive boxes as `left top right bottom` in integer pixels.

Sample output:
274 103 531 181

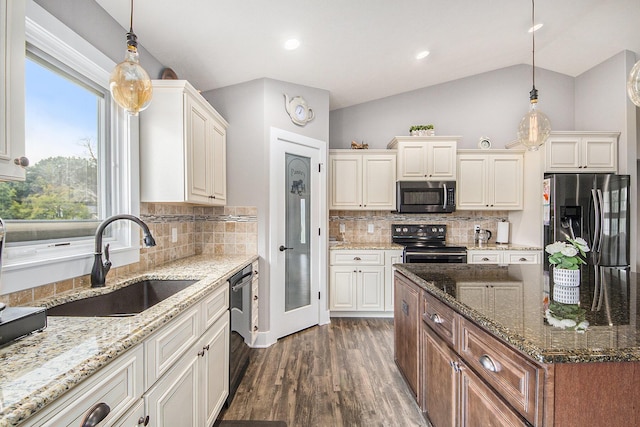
91 214 156 287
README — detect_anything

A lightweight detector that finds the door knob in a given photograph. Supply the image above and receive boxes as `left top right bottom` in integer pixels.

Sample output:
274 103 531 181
279 245 293 251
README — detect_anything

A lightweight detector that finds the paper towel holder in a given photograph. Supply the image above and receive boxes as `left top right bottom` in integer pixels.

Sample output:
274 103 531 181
496 220 510 244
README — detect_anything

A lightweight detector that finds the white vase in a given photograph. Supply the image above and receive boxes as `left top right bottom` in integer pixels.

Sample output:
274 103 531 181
553 284 580 304
553 267 580 287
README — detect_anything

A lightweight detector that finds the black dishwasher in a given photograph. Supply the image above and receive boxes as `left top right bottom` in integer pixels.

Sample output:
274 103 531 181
228 264 253 406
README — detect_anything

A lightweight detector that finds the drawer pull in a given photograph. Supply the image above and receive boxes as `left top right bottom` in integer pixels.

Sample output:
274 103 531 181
81 402 110 427
353 256 362 261
519 257 527 262
479 354 500 372
430 313 444 324
481 257 490 261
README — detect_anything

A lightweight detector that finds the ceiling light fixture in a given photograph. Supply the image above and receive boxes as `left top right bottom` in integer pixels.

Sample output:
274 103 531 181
416 51 430 60
517 0 551 151
284 39 300 50
627 59 640 107
109 0 153 116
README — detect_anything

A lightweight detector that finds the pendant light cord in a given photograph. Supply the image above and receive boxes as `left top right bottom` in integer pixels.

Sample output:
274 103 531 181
532 0 536 89
129 0 134 32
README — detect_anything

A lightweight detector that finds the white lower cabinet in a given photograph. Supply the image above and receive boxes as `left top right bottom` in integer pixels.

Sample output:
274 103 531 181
23 345 144 427
330 249 403 314
144 310 229 427
467 250 541 265
144 285 230 427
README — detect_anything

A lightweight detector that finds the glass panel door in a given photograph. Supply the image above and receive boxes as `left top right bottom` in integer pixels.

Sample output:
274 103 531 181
285 153 311 312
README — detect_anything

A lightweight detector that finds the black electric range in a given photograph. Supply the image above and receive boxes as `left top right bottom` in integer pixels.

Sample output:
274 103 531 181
392 224 467 263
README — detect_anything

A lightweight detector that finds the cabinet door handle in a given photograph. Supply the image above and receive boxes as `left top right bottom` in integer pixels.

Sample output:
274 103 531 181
81 402 110 427
198 349 206 357
138 415 150 426
254 295 259 300
479 354 500 372
13 156 29 167
430 313 443 324
254 325 259 331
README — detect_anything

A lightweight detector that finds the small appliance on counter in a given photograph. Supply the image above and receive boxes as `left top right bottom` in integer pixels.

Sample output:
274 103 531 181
0 303 47 347
0 218 47 347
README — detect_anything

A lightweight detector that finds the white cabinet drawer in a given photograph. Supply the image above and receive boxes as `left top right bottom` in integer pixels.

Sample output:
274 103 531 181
330 250 384 265
145 304 201 386
202 284 229 330
467 252 500 264
28 345 144 427
506 251 540 264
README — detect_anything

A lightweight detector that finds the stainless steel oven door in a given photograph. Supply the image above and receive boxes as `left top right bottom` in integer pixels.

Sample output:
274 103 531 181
404 250 467 263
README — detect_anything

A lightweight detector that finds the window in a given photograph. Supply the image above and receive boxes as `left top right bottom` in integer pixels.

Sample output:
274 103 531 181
0 51 107 243
1 1 140 294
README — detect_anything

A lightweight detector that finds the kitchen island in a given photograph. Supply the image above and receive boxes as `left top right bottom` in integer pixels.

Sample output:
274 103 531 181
0 254 257 426
394 263 639 427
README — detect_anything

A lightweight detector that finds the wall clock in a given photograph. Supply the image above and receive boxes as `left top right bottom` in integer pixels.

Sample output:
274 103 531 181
284 94 315 126
478 137 492 149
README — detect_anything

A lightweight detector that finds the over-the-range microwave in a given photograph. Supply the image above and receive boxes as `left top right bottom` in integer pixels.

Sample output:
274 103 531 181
396 181 456 213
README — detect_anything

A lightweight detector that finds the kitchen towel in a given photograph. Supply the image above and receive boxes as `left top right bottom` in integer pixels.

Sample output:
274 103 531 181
496 221 509 244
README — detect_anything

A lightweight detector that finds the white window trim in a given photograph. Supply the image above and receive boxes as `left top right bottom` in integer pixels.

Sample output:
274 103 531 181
0 0 141 295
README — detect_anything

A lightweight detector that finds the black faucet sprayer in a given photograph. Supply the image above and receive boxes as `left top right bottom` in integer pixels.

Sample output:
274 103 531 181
90 214 156 288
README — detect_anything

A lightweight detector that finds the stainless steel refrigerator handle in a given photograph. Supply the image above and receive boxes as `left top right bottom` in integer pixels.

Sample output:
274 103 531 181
591 189 601 255
442 183 447 209
596 189 604 254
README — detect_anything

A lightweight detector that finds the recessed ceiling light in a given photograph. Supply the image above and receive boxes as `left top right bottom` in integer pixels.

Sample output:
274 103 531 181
528 23 544 33
416 50 430 60
284 39 300 50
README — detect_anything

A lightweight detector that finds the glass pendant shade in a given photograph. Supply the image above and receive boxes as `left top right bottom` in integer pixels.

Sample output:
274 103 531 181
518 101 551 151
627 59 640 107
110 43 152 116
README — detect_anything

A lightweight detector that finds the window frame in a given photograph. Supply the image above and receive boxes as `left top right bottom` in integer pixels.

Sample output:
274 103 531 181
0 0 141 295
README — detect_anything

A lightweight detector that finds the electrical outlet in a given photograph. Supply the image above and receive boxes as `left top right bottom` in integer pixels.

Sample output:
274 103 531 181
339 223 346 233
367 223 374 233
171 227 178 243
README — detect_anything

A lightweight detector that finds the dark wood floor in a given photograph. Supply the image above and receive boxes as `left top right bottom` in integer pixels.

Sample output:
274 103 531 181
221 318 429 427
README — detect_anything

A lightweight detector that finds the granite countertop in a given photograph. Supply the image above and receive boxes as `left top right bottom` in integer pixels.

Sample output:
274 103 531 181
395 263 639 364
0 254 258 426
329 242 404 250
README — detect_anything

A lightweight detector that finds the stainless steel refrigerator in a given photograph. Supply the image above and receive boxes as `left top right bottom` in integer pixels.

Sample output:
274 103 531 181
543 173 631 268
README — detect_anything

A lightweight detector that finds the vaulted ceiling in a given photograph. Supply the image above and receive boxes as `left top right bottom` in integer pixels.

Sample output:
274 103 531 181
96 0 640 110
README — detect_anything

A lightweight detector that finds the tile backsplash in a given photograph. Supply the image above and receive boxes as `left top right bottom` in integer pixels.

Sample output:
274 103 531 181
1 204 257 306
329 210 508 245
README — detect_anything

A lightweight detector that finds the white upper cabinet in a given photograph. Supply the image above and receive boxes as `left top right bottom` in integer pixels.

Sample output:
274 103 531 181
545 131 619 173
0 0 26 181
387 136 459 180
457 150 524 210
140 80 228 205
329 150 396 210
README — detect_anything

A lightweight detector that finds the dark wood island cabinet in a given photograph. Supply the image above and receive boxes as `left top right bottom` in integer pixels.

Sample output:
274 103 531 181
394 263 640 427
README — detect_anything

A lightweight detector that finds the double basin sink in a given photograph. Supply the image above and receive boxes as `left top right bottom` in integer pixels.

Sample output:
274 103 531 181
47 279 198 317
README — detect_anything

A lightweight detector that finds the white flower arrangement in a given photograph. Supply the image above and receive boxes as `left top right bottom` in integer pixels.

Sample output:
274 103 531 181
545 301 589 333
545 237 590 270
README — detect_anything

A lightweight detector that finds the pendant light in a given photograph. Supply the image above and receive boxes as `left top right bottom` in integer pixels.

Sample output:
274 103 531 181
517 0 551 151
109 0 153 115
627 59 640 107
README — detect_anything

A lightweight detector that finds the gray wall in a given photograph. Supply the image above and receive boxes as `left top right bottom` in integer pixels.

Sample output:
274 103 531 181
329 64 575 149
34 0 164 78
203 78 330 335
